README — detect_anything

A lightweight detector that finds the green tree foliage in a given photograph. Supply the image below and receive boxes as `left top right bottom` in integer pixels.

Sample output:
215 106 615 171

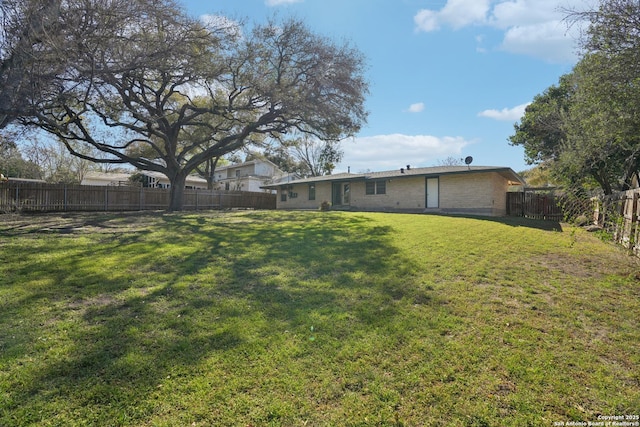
0 136 42 179
264 143 302 175
518 165 557 188
509 74 573 166
510 0 640 194
9 0 368 210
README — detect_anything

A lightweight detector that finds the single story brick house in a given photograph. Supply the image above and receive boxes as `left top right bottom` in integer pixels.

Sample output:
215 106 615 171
262 165 526 216
82 171 208 189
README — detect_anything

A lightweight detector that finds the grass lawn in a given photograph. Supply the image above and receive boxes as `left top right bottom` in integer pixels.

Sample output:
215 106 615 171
1 210 639 426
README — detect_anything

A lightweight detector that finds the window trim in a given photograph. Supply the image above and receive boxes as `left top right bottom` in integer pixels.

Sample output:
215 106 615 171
366 180 386 195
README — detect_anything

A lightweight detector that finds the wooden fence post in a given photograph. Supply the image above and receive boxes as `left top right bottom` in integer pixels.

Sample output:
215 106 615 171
629 190 639 253
634 190 640 256
592 197 600 226
619 191 637 250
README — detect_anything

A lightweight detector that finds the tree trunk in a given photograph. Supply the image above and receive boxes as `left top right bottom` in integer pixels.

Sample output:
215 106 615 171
206 157 219 190
168 172 187 211
592 171 613 195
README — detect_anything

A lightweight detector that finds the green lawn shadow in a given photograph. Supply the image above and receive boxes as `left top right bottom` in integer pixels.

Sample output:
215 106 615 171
441 213 563 232
1 210 426 425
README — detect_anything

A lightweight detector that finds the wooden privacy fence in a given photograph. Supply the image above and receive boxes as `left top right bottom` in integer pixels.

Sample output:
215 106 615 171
507 191 564 221
593 189 640 255
0 182 276 212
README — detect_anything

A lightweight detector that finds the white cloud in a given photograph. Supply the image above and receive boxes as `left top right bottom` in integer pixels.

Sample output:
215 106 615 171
336 134 473 173
405 102 425 113
478 102 529 121
415 0 491 32
414 9 441 32
414 0 586 63
265 0 303 6
490 0 562 29
500 21 579 63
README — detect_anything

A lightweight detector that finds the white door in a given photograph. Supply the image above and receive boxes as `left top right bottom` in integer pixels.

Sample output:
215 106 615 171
426 177 439 208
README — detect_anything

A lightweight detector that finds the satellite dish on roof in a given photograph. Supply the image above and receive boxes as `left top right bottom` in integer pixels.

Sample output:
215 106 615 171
464 156 473 165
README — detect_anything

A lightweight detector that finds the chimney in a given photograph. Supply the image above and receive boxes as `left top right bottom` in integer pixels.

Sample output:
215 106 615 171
400 168 405 174
406 165 411 170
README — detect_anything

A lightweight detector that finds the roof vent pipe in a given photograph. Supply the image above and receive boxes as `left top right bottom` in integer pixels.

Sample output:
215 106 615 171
400 168 405 174
406 165 411 170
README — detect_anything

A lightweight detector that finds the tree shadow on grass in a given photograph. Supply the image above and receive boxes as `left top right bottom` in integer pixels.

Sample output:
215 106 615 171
0 211 164 236
444 213 563 232
159 211 422 329
1 210 424 425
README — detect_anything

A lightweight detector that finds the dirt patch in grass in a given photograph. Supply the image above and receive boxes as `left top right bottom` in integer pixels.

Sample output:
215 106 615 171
534 251 639 279
0 211 167 235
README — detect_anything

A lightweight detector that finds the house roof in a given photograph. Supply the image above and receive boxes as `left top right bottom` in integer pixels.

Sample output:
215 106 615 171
83 172 133 182
262 166 526 188
215 158 281 172
83 171 207 184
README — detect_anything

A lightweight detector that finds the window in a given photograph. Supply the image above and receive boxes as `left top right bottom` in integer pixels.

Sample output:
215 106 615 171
309 184 316 200
366 180 386 195
281 191 287 202
366 181 375 195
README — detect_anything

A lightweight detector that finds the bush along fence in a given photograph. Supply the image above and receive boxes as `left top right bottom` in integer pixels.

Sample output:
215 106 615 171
0 182 276 213
593 188 640 255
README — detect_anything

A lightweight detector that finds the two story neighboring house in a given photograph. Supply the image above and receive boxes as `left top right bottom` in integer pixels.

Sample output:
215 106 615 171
212 159 285 192
81 160 286 192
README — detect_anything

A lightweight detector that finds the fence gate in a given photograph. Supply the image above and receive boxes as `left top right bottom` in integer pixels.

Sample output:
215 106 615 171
507 190 563 221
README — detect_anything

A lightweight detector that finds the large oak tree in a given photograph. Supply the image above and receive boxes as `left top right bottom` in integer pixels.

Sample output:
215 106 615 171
11 0 368 210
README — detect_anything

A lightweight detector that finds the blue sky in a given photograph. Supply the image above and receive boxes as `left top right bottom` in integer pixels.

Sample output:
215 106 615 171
181 0 587 174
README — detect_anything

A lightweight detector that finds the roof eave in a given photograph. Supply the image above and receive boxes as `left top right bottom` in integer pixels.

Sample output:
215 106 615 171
261 166 527 188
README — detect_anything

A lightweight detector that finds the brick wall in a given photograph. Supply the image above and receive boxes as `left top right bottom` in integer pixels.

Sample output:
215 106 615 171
276 171 509 216
440 172 507 216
